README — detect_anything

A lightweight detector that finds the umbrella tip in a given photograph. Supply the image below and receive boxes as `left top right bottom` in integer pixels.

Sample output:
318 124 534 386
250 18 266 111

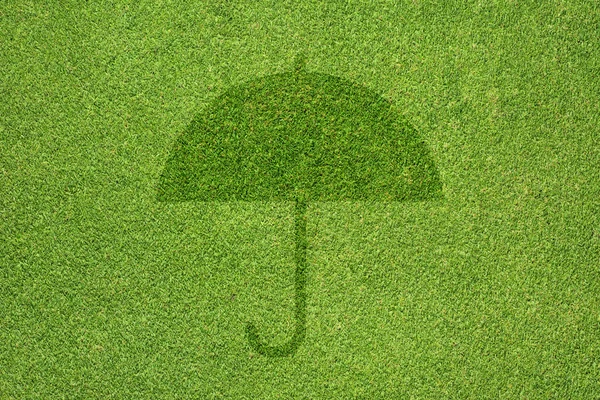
293 52 307 73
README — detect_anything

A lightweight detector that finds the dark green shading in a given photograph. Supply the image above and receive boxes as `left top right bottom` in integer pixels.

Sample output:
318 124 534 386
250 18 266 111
246 197 307 357
156 55 444 357
156 64 443 203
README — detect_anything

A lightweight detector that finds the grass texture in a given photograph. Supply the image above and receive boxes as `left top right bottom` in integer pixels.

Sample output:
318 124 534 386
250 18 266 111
2 0 600 398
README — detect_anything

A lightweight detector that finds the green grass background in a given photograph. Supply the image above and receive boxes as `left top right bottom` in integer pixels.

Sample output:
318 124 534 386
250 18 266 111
1 0 599 398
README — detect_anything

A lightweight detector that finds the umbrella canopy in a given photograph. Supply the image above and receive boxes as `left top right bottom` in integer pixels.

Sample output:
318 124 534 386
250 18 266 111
155 55 444 357
156 59 443 204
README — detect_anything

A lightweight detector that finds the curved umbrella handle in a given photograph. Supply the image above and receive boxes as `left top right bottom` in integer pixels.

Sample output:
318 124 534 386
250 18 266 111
246 198 308 357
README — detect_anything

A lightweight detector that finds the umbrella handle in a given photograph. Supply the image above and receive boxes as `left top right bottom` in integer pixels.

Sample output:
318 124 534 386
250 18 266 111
246 198 308 357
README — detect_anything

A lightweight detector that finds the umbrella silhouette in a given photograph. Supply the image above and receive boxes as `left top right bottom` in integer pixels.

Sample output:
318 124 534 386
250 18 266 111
156 54 444 357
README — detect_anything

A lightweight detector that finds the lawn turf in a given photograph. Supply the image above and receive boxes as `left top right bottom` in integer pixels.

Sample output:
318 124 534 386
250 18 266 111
1 0 600 398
